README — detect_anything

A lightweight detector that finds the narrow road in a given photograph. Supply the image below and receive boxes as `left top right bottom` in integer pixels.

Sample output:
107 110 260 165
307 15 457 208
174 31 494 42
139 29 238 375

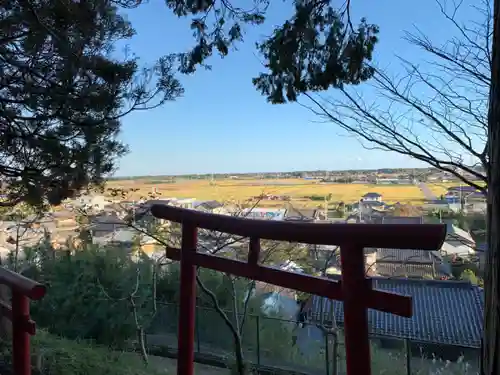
417 182 438 201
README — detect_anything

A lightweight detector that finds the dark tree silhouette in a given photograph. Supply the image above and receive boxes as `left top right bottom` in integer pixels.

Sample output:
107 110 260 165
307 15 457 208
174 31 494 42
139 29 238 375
298 0 491 191
484 0 500 373
156 0 380 101
1 0 380 208
0 0 183 207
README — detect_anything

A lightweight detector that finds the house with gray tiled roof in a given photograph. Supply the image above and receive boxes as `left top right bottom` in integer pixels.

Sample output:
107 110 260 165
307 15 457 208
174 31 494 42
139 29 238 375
381 216 424 224
371 248 450 279
362 192 383 202
284 207 317 222
305 277 483 347
368 216 450 279
440 222 476 258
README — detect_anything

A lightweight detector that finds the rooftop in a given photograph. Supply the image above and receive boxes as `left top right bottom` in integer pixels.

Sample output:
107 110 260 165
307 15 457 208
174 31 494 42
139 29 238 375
307 278 483 347
362 192 382 198
381 216 424 225
284 207 317 221
374 263 450 279
376 248 440 264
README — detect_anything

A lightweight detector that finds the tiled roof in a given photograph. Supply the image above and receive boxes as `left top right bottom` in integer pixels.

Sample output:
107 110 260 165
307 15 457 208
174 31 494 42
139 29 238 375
374 263 449 279
381 216 424 224
445 222 475 244
376 249 438 264
284 207 317 221
307 278 483 347
196 200 224 210
363 192 382 197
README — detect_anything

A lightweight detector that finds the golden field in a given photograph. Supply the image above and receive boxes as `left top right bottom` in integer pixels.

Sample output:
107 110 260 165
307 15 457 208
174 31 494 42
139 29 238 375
107 179 428 208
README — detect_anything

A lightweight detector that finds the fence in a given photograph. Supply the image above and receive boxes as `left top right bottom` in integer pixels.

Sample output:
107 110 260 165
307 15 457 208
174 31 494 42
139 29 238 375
146 302 480 375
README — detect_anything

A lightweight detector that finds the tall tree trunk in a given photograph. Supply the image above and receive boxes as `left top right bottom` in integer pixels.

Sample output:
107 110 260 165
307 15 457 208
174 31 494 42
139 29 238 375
482 1 500 374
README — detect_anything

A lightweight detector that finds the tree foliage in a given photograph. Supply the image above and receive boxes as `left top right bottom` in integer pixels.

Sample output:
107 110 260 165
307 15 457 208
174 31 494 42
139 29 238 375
142 0 379 102
302 0 491 190
253 4 379 103
0 0 380 208
0 0 182 208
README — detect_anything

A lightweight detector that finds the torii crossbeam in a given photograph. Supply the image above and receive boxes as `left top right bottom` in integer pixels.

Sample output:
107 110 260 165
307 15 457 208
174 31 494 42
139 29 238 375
151 204 446 375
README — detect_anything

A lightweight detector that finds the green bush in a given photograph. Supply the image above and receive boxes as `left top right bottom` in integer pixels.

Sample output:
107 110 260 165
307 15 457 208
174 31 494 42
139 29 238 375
0 331 165 375
30 246 155 348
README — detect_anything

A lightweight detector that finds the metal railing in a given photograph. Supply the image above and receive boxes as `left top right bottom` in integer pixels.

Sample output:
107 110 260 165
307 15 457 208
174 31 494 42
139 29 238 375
147 302 480 375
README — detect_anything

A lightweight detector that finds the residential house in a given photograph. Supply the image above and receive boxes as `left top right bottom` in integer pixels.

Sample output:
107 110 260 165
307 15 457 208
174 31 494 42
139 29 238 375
88 212 127 240
423 199 455 212
373 248 449 279
241 208 287 221
192 200 226 214
284 207 317 222
381 216 424 224
441 222 476 258
346 204 386 223
305 278 483 348
447 186 479 195
72 194 109 211
464 191 487 213
172 198 197 209
361 192 383 202
369 216 450 279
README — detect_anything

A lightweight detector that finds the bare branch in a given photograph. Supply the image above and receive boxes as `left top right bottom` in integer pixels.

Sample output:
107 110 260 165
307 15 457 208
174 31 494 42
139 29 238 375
304 0 490 190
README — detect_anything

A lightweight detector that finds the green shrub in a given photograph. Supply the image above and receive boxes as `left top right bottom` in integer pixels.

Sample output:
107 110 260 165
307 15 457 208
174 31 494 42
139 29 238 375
0 331 165 375
31 246 155 348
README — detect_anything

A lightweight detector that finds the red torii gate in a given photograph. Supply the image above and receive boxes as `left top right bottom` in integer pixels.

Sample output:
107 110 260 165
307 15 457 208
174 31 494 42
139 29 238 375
151 205 446 375
0 266 46 375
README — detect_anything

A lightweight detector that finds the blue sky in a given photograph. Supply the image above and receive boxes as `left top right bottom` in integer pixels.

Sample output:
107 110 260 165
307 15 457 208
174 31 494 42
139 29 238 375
115 0 474 176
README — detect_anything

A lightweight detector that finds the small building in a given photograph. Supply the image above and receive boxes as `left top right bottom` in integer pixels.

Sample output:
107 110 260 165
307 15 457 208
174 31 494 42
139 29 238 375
373 248 449 279
305 278 483 348
193 200 226 214
381 216 424 224
73 194 109 211
361 192 382 202
447 186 480 195
172 198 197 209
284 207 317 222
423 199 451 211
241 208 287 221
88 212 127 239
441 223 476 258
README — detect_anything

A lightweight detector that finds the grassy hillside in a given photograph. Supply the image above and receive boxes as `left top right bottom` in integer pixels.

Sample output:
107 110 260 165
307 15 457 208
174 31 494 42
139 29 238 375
0 331 165 375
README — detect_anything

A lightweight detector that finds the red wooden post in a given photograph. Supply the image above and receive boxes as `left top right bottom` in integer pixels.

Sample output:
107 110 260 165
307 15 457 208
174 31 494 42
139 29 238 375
177 223 198 375
340 244 371 375
151 205 445 375
248 237 260 266
11 290 30 375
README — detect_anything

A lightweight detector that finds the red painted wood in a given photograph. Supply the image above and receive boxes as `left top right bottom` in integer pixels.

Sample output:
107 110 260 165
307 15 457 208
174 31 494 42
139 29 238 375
151 205 446 249
340 244 372 375
165 246 412 317
12 291 30 375
177 223 198 375
0 267 45 300
0 267 45 375
248 237 260 265
151 204 446 375
0 299 37 334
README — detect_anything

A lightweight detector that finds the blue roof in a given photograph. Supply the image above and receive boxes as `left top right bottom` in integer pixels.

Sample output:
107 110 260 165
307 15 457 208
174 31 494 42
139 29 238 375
363 192 382 197
308 278 483 347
